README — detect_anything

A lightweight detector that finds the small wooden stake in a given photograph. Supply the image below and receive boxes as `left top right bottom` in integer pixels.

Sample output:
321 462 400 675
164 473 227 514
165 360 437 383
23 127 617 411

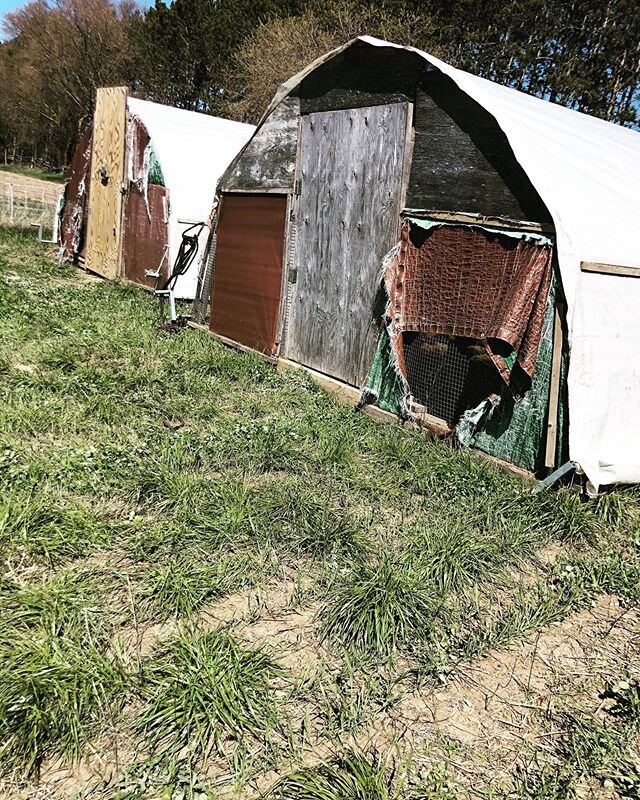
545 305 563 468
581 261 640 278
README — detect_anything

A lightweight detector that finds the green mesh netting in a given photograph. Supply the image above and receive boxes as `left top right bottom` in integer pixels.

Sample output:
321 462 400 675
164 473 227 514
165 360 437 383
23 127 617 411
362 326 404 415
361 275 568 473
148 147 165 186
458 274 568 472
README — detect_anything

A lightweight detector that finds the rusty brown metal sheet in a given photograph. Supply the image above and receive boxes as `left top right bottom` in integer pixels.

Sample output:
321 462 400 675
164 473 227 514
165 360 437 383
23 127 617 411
122 183 169 289
210 193 287 355
59 122 93 260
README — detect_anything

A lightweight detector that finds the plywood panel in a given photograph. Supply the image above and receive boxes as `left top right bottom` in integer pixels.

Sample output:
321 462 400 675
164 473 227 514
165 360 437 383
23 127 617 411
210 193 287 355
286 103 409 387
407 76 550 222
85 87 128 279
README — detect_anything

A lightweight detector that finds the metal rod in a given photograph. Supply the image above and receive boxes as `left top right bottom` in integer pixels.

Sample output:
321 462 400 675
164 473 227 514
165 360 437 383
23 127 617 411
30 223 56 244
532 460 578 494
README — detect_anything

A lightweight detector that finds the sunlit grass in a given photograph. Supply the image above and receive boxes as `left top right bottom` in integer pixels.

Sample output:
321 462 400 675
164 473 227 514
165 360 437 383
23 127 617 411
136 627 283 762
0 630 129 777
318 555 435 657
1 227 639 794
0 489 113 565
263 750 393 800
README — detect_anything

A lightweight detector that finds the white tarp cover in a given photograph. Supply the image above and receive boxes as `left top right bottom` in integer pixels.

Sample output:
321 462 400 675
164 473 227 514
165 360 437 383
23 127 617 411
127 97 254 299
265 36 640 488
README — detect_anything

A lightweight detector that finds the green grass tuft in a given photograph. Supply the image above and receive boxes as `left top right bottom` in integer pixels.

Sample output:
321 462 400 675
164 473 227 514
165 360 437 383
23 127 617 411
263 750 392 799
136 627 283 762
0 569 109 639
318 556 434 657
0 489 112 564
0 631 129 777
139 553 255 619
254 481 367 558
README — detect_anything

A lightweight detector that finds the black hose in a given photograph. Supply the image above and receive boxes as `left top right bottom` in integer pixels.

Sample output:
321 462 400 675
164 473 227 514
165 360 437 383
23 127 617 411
161 221 205 291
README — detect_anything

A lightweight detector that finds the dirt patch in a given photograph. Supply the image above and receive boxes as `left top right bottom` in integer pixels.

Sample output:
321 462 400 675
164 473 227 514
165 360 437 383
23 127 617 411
0 171 62 203
357 595 640 791
118 618 178 662
0 724 139 800
5 587 640 800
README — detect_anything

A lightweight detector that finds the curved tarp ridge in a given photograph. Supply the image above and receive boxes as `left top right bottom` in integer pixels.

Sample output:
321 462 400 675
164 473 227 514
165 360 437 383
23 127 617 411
127 97 255 299
259 36 640 488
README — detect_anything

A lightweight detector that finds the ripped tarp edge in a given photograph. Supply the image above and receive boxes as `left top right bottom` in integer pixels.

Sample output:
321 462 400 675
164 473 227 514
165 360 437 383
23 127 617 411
403 214 553 246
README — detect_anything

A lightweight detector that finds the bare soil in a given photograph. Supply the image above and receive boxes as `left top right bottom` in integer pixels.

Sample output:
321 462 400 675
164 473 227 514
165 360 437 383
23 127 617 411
6 581 637 800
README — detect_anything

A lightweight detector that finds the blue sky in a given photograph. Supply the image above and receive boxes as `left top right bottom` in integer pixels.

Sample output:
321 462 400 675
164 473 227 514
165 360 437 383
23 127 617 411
1 0 24 40
1 0 154 38
1 0 25 19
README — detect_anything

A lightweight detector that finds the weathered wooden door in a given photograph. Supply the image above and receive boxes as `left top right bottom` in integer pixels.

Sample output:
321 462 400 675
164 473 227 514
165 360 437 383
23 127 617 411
286 103 410 386
85 87 128 279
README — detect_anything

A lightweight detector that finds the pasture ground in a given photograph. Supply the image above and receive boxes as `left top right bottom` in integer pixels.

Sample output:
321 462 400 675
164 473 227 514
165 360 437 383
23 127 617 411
1 227 639 800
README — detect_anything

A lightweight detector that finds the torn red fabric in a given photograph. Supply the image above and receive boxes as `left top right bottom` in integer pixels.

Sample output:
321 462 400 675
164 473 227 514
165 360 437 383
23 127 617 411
384 221 553 388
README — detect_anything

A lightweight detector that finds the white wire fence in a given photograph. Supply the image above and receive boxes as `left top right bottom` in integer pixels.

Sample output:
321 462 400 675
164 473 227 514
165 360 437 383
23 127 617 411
0 173 62 239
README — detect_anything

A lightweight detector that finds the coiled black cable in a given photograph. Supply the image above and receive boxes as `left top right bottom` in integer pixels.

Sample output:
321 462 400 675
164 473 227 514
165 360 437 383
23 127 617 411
161 221 205 291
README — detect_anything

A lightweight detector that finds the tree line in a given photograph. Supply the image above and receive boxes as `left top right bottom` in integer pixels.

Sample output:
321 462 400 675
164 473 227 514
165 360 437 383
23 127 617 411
1 0 639 170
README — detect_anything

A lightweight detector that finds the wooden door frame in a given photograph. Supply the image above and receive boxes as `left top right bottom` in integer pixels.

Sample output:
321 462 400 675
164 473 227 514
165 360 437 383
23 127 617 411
398 102 415 234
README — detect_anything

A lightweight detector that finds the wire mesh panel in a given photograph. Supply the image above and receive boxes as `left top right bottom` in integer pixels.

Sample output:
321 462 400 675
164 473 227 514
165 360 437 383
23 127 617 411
192 229 216 324
403 333 503 425
0 174 61 235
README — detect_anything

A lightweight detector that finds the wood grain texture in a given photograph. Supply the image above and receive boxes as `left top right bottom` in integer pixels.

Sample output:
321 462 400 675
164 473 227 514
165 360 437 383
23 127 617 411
580 261 640 278
286 103 409 387
407 75 551 223
545 305 564 468
85 87 128 279
221 97 299 191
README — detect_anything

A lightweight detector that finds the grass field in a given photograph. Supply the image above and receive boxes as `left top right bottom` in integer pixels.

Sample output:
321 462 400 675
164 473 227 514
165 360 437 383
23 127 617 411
1 227 639 799
0 165 65 184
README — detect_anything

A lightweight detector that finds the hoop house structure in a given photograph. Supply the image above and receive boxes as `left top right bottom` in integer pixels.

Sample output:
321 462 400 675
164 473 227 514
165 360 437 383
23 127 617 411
199 37 640 490
59 88 254 298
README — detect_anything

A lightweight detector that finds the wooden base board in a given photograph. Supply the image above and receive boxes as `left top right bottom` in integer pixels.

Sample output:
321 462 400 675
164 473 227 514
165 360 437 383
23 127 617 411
187 322 534 484
403 208 554 235
276 357 399 426
188 323 278 363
